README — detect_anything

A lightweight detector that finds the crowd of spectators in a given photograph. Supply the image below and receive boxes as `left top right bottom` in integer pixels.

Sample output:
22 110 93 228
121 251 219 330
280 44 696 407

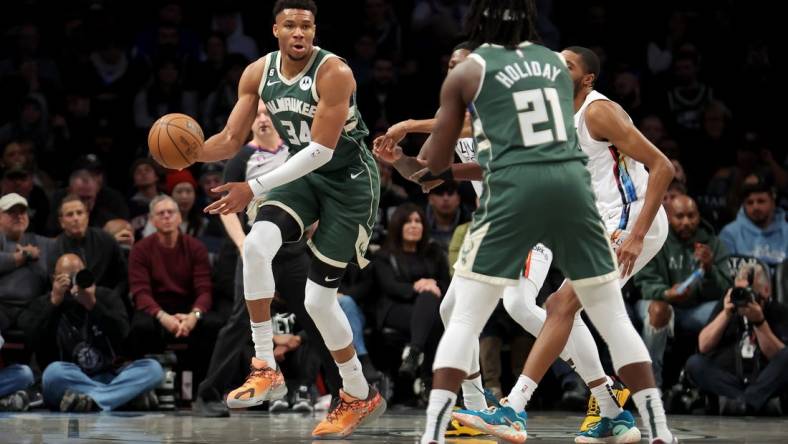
1 0 785 417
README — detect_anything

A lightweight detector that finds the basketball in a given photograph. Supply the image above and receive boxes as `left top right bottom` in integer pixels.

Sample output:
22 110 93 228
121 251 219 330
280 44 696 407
147 113 204 170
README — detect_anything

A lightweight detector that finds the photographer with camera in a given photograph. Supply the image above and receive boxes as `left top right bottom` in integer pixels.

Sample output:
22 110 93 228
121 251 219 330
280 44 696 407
20 253 164 412
686 263 788 415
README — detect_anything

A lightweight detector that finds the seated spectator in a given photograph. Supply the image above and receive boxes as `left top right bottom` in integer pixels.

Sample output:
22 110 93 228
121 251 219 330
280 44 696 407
166 170 204 238
720 179 788 268
73 154 130 224
424 180 470 253
0 193 55 333
127 195 220 390
686 263 788 415
1 163 49 234
53 195 127 295
46 169 129 235
128 158 163 239
373 203 449 379
0 332 35 411
635 194 732 387
21 254 163 412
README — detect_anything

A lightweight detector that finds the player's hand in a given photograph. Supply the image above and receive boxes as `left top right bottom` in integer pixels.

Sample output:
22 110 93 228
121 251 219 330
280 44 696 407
373 143 404 164
376 120 411 153
693 243 714 272
205 182 253 215
617 235 643 279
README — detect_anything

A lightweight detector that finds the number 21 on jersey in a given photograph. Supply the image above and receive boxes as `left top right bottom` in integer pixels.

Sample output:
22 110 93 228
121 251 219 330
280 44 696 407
281 119 311 145
513 88 567 147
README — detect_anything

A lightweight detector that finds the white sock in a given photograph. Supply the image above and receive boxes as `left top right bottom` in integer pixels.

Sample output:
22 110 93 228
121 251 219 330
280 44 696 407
250 320 275 369
590 377 623 419
632 388 672 442
461 375 487 410
336 354 369 400
421 389 457 444
506 375 537 413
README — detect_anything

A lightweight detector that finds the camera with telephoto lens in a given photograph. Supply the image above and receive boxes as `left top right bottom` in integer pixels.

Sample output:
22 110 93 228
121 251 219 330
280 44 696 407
67 269 95 291
730 286 757 308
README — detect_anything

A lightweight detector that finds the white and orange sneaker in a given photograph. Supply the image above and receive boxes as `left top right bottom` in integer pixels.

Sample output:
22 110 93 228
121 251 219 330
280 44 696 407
226 358 287 408
311 385 387 439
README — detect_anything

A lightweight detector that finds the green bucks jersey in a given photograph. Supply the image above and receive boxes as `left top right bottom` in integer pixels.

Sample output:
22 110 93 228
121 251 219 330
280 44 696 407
468 42 585 169
259 47 370 172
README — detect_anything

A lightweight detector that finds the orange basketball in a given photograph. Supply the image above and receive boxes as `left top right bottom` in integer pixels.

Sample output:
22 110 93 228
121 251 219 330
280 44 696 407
147 113 204 170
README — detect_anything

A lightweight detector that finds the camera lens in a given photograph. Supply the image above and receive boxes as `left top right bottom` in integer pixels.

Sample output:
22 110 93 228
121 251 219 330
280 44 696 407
74 269 95 288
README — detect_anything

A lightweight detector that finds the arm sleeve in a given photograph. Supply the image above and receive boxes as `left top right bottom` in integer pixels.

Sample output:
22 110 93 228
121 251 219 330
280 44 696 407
373 254 416 301
128 244 161 316
634 254 670 300
190 237 213 313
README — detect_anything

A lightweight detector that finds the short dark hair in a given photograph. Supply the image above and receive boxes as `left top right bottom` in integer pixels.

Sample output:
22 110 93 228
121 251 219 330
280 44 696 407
565 46 601 82
59 194 86 216
273 0 317 20
741 177 775 201
452 41 475 53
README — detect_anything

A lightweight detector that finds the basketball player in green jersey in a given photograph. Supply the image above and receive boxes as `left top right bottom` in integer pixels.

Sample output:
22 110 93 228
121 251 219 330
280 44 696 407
417 1 675 444
199 0 385 439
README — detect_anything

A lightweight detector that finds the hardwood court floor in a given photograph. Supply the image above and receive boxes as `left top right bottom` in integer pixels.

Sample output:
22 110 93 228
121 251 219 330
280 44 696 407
0 408 785 443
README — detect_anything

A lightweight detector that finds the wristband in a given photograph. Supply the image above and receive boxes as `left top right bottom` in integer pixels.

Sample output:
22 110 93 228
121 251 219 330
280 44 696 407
419 168 454 183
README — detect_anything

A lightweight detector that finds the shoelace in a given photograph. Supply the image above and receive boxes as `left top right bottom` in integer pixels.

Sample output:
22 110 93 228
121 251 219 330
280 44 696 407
586 395 600 416
325 396 353 422
243 366 275 387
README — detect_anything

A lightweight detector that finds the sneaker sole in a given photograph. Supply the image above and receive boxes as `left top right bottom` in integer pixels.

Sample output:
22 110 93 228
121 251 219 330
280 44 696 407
226 383 288 409
575 427 641 444
311 395 387 439
453 412 527 444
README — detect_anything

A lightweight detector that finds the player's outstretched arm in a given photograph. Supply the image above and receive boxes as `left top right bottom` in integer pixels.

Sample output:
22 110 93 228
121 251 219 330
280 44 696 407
585 100 675 277
422 60 482 174
199 59 265 162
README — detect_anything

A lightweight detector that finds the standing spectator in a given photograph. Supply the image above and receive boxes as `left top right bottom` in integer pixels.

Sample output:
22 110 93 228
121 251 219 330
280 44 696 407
686 263 788 415
1 163 49 234
53 195 127 296
0 193 55 333
22 253 163 412
373 203 450 379
0 332 35 411
127 195 220 391
424 180 470 253
720 180 788 267
635 194 731 387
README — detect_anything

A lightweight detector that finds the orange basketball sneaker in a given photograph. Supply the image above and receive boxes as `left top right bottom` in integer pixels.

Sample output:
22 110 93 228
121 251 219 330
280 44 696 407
226 358 287 408
311 385 387 439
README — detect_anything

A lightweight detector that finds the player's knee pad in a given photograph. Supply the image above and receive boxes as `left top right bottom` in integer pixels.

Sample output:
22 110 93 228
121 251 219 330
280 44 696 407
242 221 283 300
574 279 651 371
432 277 504 373
303 278 353 351
502 278 545 336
